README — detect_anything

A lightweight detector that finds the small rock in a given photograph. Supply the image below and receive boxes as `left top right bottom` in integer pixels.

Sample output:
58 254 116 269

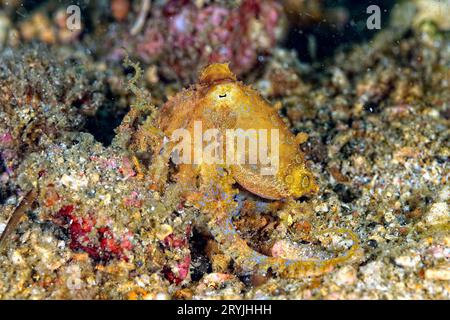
333 265 357 286
154 292 170 300
315 203 329 213
424 202 449 226
361 261 384 289
60 174 89 191
395 254 421 268
425 268 450 281
10 250 25 266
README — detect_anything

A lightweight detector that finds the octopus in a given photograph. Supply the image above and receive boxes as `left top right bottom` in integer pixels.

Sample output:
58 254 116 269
130 62 360 278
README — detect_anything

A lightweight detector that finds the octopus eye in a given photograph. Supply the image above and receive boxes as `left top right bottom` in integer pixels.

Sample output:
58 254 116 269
218 93 227 98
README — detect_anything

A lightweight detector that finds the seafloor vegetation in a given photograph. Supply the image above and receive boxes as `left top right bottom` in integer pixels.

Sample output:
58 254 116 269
0 0 448 299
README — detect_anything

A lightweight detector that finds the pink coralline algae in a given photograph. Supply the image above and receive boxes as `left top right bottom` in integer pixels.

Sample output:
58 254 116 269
135 0 283 81
162 226 192 284
163 256 191 285
0 133 14 145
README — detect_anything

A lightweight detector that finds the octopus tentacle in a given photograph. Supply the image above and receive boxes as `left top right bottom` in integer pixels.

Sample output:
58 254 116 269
209 210 359 278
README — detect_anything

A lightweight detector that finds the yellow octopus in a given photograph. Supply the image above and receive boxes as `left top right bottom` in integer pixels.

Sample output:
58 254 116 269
134 63 360 278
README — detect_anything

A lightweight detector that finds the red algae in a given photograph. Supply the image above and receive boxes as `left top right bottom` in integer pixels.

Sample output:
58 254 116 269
55 205 133 263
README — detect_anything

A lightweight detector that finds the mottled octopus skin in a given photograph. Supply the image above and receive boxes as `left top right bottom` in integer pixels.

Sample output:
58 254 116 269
156 63 318 199
150 63 358 278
